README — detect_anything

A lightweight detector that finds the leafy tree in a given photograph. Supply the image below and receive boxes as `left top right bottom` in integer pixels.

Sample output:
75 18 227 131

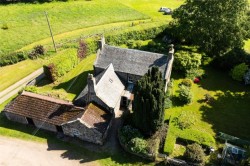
231 63 248 81
171 0 250 56
133 67 165 135
184 143 205 164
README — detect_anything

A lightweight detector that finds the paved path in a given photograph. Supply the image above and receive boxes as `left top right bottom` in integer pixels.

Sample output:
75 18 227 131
0 136 99 166
0 68 43 104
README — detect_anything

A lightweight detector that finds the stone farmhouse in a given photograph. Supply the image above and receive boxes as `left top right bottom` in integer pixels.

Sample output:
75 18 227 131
3 37 174 145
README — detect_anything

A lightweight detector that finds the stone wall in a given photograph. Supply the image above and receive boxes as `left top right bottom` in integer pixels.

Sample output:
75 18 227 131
62 119 104 145
33 119 57 132
164 54 174 92
4 112 28 124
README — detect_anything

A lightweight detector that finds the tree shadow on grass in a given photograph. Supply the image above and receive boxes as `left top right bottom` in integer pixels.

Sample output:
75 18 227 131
200 91 250 141
198 67 250 93
53 70 93 100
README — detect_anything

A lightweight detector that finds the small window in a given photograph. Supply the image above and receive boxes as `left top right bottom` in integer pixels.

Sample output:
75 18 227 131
109 79 113 83
72 129 80 136
128 76 133 83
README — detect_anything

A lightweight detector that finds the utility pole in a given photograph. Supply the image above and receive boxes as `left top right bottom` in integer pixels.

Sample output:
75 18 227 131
44 11 57 53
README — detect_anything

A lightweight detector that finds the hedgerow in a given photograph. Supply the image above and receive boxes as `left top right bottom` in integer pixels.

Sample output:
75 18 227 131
0 51 28 67
106 22 167 46
43 48 79 81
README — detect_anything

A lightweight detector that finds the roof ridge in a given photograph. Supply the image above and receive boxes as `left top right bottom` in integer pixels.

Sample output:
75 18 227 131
104 44 166 56
22 91 72 105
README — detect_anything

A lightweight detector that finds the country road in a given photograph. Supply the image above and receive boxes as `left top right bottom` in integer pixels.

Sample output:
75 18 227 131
0 136 99 166
0 68 43 104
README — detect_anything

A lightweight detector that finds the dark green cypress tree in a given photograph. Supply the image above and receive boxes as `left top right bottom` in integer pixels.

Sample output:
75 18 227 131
132 67 165 135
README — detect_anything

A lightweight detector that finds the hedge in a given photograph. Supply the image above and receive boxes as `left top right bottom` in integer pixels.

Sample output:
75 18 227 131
43 48 79 81
105 22 167 46
0 52 28 67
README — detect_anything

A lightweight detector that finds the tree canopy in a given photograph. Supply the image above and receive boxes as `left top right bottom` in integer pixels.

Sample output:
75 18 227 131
132 67 165 135
171 0 250 56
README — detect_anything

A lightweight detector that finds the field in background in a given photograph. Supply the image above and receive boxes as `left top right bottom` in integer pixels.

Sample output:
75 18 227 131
0 0 148 55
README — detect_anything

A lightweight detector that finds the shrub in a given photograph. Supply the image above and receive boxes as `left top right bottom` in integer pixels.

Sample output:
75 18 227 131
186 68 205 80
231 63 248 81
119 125 143 144
28 45 45 59
164 98 172 109
128 137 148 154
24 86 38 93
1 23 8 30
173 111 196 130
179 79 192 87
174 50 202 73
184 143 205 164
77 40 87 59
178 85 193 104
43 49 78 81
0 51 28 67
106 23 167 46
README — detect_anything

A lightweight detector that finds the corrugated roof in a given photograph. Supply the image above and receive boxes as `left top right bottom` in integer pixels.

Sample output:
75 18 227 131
81 103 112 134
94 45 169 78
4 91 84 126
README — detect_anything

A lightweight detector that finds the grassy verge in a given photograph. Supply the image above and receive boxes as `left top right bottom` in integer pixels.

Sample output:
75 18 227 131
164 67 250 155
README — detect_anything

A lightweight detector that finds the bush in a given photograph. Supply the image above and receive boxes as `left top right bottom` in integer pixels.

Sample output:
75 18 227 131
164 98 172 109
1 23 8 30
106 23 167 46
178 85 193 104
185 68 205 80
173 111 196 130
184 143 205 164
77 40 87 59
128 137 148 154
0 51 28 67
43 49 79 81
28 45 45 59
23 86 38 93
119 125 143 144
174 50 202 73
179 79 192 87
231 63 248 81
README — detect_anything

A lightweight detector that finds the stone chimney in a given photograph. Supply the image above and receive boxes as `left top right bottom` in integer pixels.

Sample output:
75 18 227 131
87 73 96 103
168 44 174 56
99 35 105 50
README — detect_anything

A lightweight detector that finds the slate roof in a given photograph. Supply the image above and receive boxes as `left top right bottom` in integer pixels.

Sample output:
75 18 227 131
81 103 112 134
94 45 169 79
4 91 84 126
75 64 125 109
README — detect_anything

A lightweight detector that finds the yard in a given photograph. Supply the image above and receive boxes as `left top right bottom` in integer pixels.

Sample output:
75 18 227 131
164 67 250 159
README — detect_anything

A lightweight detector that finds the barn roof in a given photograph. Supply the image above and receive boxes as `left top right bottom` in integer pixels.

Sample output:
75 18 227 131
81 103 112 134
3 91 84 126
94 45 169 78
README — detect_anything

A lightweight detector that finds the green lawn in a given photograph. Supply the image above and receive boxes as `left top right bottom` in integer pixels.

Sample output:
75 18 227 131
164 67 250 155
0 0 149 55
245 39 250 53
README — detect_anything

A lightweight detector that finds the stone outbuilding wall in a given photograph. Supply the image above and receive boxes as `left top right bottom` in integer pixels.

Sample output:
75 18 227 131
62 119 110 145
33 119 57 132
4 112 28 124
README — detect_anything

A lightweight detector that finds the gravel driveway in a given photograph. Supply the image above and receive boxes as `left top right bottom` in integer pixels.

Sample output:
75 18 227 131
0 136 99 166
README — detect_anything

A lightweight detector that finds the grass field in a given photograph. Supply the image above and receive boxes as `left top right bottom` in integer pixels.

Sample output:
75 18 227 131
0 0 149 55
164 67 250 155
